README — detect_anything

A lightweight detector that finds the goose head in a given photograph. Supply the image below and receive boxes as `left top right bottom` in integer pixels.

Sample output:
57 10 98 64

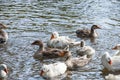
50 31 59 40
102 52 112 65
40 64 50 77
31 40 43 48
0 64 8 79
91 25 101 30
89 25 101 38
76 40 86 56
112 44 120 50
80 40 85 47
101 52 113 71
0 23 7 29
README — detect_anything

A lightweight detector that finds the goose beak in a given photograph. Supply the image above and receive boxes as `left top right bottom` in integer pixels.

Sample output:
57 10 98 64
4 68 8 74
31 42 34 45
96 26 101 29
40 70 44 76
50 34 54 40
112 46 117 50
108 60 112 65
31 41 36 45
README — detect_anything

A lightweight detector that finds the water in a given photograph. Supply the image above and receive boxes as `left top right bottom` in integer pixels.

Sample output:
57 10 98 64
0 0 120 80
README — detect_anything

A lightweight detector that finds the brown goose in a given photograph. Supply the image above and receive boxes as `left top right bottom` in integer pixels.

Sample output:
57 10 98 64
105 74 120 80
76 25 101 38
0 23 8 45
31 40 71 61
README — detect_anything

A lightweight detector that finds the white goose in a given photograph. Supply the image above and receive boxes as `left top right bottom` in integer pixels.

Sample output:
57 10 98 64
0 64 8 80
40 62 67 79
47 31 80 49
0 23 8 45
101 52 120 72
105 74 120 80
112 44 120 56
76 40 95 58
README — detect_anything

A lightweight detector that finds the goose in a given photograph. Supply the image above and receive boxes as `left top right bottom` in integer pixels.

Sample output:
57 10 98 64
47 31 80 49
40 62 67 79
76 25 101 38
105 74 120 80
0 64 8 80
0 23 8 45
112 44 120 56
65 55 91 70
101 52 120 72
76 40 95 58
31 40 71 60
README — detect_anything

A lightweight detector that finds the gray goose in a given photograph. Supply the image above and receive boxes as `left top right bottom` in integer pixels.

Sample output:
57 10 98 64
76 25 101 38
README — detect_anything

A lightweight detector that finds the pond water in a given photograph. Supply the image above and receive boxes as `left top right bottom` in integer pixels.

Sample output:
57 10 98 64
0 0 120 80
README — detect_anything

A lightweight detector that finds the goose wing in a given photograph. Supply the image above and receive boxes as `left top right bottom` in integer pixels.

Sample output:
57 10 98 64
112 56 120 70
76 29 90 37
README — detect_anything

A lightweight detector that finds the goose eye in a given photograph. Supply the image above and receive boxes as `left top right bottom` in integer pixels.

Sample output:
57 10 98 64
107 58 111 61
42 67 49 72
107 58 112 65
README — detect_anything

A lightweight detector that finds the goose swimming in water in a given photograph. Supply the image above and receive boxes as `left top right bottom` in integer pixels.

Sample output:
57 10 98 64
76 40 95 58
40 62 67 79
0 23 8 45
65 55 91 70
101 52 120 72
76 25 101 38
47 31 80 49
31 40 71 61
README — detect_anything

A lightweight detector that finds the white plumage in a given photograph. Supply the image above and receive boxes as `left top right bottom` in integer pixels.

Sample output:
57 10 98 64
76 40 95 58
40 62 67 79
105 74 120 80
101 52 120 71
47 31 80 49
0 64 8 80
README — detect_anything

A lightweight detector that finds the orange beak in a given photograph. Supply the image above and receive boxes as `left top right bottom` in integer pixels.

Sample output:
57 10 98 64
108 60 112 65
4 68 8 74
40 70 44 76
50 34 54 40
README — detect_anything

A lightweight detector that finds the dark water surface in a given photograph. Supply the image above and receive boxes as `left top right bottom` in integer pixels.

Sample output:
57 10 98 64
0 0 120 80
